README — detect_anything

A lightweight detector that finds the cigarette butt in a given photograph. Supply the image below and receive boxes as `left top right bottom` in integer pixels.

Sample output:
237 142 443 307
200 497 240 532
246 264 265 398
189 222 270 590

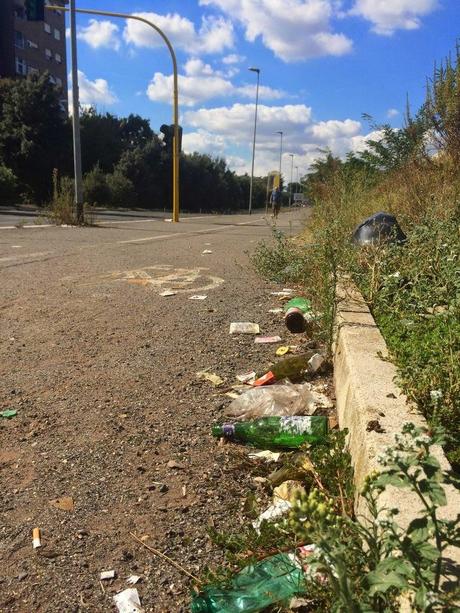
32 527 41 549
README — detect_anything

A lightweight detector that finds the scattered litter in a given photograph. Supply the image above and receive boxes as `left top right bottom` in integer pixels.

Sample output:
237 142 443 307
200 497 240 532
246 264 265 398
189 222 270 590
268 308 283 314
273 480 306 503
167 460 186 470
254 336 282 344
189 295 207 300
229 322 260 334
248 450 281 463
49 496 74 512
164 218 173 223
275 346 291 356
159 290 176 297
308 353 325 374
253 371 276 387
253 499 292 532
290 597 312 609
127 575 141 585
113 588 142 613
284 297 312 333
224 382 323 420
197 370 224 387
253 476 268 484
1 409 17 419
202 249 213 254
182 485 187 498
236 371 257 384
271 289 293 296
100 570 116 580
225 392 240 399
32 527 41 549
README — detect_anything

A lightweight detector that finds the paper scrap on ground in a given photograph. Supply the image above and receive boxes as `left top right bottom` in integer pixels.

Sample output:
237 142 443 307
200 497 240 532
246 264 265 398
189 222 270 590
269 308 283 314
100 570 116 580
276 346 291 356
189 295 207 300
229 322 260 334
253 500 292 532
202 249 213 254
127 575 141 585
225 391 240 399
248 450 281 463
308 353 325 373
254 336 282 344
164 218 173 223
271 289 293 296
236 371 257 384
159 290 176 297
113 588 142 613
197 370 224 386
49 496 74 512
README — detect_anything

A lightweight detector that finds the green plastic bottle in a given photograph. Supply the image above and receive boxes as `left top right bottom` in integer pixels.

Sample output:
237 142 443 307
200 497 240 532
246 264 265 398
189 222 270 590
190 552 306 613
212 415 328 449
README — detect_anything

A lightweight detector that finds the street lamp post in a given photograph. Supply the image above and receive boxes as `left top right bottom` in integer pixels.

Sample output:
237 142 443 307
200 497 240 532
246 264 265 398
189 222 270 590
288 153 294 207
248 67 260 215
275 131 283 186
69 0 84 224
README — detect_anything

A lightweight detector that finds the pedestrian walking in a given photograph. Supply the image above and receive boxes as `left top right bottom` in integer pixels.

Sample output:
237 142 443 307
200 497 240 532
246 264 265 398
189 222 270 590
271 186 281 219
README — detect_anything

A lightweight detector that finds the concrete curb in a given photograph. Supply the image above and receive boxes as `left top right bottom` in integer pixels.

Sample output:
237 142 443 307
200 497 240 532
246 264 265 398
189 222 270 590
333 283 460 572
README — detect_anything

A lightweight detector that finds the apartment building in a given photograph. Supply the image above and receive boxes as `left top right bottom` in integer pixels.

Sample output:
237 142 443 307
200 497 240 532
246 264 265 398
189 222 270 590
0 0 68 109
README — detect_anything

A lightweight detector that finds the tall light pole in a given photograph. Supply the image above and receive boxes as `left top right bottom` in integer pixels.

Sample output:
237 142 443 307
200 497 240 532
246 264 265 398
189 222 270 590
248 67 260 215
288 153 294 207
275 130 283 187
295 165 299 195
69 0 84 224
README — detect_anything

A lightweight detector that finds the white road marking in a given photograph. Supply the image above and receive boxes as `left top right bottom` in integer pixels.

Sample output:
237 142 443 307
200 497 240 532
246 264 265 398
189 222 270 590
117 217 264 245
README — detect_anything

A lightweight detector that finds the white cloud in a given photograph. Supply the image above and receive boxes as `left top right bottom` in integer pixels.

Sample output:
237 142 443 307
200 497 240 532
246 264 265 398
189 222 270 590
199 0 352 61
69 70 118 106
77 19 121 50
222 53 245 64
182 102 379 175
123 12 234 55
387 108 399 118
349 0 439 36
147 62 286 106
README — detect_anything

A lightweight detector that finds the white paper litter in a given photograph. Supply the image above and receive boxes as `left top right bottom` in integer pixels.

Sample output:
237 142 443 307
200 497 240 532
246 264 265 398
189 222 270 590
127 575 141 585
159 290 176 297
271 289 293 296
253 500 292 532
254 335 282 344
229 322 260 334
236 371 257 383
113 588 143 613
100 570 116 580
268 308 283 314
248 450 281 463
189 295 207 300
308 353 325 373
202 249 213 254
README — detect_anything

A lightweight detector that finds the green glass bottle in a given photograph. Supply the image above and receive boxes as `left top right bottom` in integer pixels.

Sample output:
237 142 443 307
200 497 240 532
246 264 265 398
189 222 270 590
190 552 306 613
212 416 328 449
269 352 315 381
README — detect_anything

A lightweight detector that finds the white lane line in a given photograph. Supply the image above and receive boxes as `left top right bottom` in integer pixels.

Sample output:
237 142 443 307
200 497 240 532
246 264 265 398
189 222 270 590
0 251 51 263
117 217 264 245
0 215 215 230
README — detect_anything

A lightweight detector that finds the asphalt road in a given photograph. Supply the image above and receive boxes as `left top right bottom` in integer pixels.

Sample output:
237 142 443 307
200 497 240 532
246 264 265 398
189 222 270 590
0 209 310 611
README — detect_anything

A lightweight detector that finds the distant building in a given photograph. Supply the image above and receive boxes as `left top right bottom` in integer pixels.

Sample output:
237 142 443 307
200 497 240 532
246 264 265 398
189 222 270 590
0 0 68 110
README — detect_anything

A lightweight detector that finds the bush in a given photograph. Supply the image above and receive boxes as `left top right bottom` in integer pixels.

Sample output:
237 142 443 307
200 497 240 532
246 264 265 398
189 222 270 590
106 171 136 207
83 163 110 206
0 165 18 203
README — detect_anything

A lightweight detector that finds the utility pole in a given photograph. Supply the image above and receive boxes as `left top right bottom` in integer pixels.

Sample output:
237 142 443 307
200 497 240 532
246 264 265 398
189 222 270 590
69 0 84 224
276 131 283 186
248 67 260 215
288 153 294 207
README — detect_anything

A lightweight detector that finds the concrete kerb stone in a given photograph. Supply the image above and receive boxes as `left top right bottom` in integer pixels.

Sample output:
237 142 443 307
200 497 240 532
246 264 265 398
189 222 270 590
333 282 460 577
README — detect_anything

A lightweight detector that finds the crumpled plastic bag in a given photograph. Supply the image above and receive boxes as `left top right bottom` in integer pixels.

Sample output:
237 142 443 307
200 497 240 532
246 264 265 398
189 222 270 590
224 381 331 421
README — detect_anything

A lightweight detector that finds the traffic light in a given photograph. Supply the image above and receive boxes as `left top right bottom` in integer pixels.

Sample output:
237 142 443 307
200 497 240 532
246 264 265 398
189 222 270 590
25 0 45 21
160 124 182 154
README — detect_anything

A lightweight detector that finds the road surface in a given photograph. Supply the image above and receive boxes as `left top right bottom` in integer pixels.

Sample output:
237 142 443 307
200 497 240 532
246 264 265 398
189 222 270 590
0 209 309 612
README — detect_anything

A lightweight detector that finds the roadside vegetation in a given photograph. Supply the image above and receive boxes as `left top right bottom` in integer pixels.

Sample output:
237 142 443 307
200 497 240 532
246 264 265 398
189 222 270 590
253 43 460 470
0 73 268 213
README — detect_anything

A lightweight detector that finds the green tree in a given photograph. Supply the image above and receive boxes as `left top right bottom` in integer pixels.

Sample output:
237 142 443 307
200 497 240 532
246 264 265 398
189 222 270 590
0 74 69 201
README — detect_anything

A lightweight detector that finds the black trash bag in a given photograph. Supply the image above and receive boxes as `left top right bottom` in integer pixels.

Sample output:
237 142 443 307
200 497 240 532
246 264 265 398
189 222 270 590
352 211 406 246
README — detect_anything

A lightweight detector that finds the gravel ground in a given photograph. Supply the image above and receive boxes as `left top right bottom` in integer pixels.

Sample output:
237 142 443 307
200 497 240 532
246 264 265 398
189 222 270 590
0 210 329 612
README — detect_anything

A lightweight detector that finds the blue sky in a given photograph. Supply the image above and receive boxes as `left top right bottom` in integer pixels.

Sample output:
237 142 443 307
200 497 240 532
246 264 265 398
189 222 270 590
69 0 460 177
